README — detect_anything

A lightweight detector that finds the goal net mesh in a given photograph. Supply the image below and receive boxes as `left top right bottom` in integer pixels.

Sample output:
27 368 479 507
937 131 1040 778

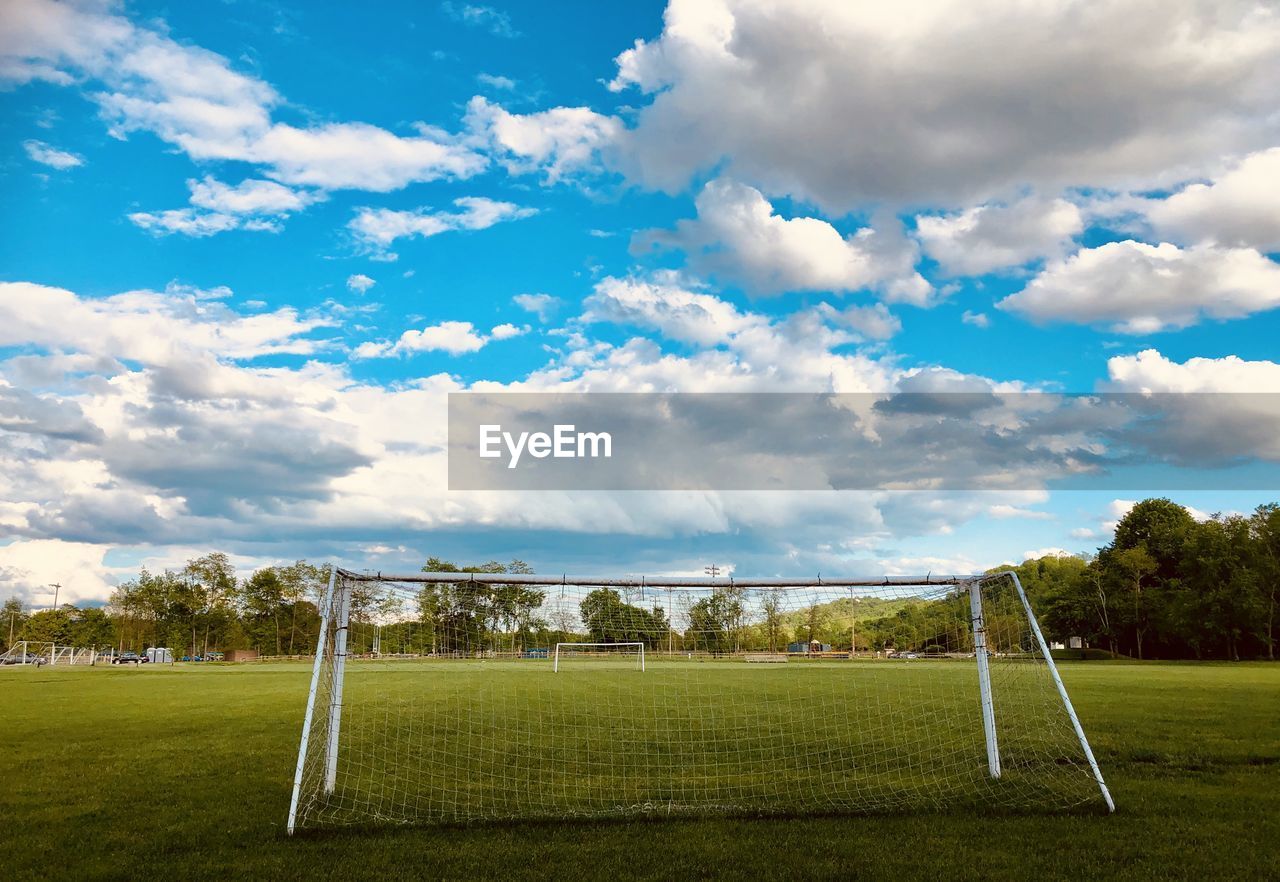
291 573 1105 828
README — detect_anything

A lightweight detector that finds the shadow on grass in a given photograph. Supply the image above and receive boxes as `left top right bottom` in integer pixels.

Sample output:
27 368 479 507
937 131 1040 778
282 799 1115 845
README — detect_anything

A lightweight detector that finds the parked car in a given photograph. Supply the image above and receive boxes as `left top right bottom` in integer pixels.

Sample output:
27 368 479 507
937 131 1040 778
111 651 148 665
1 653 47 665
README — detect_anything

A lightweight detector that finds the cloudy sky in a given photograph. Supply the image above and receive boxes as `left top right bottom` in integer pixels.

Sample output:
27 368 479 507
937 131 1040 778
2 0 1279 605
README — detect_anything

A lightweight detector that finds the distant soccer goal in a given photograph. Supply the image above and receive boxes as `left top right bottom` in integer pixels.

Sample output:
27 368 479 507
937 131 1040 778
287 569 1114 833
553 642 644 672
0 641 101 665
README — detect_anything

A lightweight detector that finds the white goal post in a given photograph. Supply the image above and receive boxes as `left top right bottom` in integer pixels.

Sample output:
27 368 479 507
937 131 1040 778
553 642 645 672
0 641 101 665
287 568 1114 833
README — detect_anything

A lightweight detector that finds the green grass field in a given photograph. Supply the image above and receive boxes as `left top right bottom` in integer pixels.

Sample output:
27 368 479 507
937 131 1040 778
1 661 1277 881
295 657 1102 828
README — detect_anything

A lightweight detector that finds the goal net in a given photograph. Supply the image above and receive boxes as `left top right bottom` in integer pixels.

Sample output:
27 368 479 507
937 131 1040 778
288 570 1112 832
554 642 645 672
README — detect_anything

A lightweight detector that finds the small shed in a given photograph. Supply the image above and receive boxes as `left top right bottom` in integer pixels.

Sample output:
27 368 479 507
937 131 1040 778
224 649 259 662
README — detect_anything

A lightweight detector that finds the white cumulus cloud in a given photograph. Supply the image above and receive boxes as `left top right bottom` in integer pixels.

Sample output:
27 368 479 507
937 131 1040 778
637 179 932 303
0 281 333 364
1146 148 1280 251
608 0 1280 210
581 274 764 347
466 96 622 183
22 138 83 169
346 274 376 295
915 196 1083 277
355 320 528 358
129 176 321 237
1103 349 1280 464
348 197 537 258
815 303 901 342
1106 349 1280 394
998 241 1280 333
513 293 560 323
4 0 487 196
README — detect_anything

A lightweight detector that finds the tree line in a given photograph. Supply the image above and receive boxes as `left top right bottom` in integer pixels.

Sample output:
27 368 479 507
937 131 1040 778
2 498 1276 660
1001 499 1279 660
750 499 1279 660
2 553 329 658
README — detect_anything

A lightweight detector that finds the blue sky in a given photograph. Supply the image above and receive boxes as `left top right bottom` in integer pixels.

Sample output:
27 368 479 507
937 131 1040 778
2 0 1279 604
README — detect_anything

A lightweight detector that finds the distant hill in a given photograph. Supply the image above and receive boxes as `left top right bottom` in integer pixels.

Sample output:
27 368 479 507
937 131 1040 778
779 595 911 633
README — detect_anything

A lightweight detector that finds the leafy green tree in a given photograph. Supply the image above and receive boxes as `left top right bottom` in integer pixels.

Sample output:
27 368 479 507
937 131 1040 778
416 558 541 654
241 567 289 655
1110 546 1156 658
110 568 190 651
68 607 115 648
1112 498 1197 579
686 591 741 653
275 561 326 655
1179 516 1260 661
20 608 74 643
580 588 669 648
1 597 27 651
760 590 784 651
1250 504 1280 659
1103 499 1192 657
183 552 238 658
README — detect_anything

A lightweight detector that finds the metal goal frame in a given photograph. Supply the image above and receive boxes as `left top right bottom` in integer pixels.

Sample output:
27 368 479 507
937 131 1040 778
286 568 1114 833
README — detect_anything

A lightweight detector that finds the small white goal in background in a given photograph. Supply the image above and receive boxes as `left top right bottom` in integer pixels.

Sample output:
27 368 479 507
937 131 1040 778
744 653 788 663
553 642 645 672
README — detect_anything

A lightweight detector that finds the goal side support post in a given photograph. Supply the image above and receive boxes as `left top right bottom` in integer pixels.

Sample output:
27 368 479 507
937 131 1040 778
968 579 1002 779
324 573 353 794
287 565 337 836
997 570 1116 813
553 642 645 673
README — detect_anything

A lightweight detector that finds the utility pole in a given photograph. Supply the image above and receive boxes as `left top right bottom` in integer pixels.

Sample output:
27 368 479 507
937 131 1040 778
704 565 720 578
49 583 62 611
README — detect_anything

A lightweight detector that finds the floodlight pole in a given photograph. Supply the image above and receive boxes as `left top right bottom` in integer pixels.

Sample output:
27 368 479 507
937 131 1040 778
324 573 353 794
1001 571 1116 812
287 565 337 836
968 579 1001 778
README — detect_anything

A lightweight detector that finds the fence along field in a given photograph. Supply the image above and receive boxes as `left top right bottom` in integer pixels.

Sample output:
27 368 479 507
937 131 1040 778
288 570 1111 831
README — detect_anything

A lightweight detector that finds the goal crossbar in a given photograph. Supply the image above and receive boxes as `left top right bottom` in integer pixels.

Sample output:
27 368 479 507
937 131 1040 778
333 568 977 589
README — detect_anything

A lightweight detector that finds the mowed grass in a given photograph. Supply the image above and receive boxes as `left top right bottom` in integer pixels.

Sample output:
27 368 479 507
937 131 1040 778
1 661 1277 881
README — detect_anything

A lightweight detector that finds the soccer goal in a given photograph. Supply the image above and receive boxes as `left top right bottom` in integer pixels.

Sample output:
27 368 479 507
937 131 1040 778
287 569 1113 833
554 642 645 672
